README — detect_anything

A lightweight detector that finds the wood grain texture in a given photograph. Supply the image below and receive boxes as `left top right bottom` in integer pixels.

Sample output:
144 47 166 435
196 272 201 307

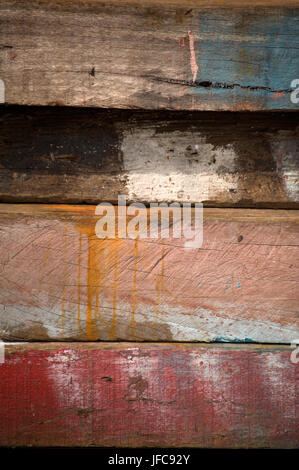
0 107 298 207
1 1 299 110
0 342 297 448
0 204 298 343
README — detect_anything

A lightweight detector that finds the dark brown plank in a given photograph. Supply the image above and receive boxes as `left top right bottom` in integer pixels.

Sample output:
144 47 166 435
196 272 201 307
0 107 298 207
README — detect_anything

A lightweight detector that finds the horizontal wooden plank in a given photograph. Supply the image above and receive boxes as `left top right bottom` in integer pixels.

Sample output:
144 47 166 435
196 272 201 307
0 107 298 207
1 1 299 110
0 204 298 342
11 1 299 6
0 342 297 447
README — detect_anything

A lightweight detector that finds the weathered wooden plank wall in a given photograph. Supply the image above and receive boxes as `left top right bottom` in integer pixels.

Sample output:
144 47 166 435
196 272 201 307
0 343 297 448
0 108 298 207
1 0 299 110
0 204 298 343
0 1 298 450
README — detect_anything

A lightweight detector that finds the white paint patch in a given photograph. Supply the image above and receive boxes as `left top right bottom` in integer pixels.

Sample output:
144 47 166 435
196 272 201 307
272 138 299 202
47 349 85 408
121 128 238 202
0 79 4 104
1 300 298 343
47 349 79 363
2 342 27 345
260 352 296 418
133 303 299 343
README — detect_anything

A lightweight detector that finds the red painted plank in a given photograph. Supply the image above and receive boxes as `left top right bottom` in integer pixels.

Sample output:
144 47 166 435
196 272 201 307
0 343 297 447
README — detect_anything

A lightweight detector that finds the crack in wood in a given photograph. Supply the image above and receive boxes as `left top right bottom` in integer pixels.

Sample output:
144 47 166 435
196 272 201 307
145 76 293 93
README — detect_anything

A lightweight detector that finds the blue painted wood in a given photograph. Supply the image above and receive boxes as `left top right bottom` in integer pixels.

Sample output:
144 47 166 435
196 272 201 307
188 8 299 109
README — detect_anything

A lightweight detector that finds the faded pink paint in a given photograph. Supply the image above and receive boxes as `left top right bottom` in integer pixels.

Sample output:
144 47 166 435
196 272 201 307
188 31 199 83
0 206 299 342
271 91 285 99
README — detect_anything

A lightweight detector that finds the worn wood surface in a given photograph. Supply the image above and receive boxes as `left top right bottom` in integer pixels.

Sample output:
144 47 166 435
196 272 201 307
1 1 299 110
0 107 298 207
0 204 298 343
0 342 297 448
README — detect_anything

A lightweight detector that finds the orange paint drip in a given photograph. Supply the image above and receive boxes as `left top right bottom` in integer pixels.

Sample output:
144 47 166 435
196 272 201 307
77 232 82 332
155 242 165 323
85 235 102 340
73 208 120 339
71 206 157 339
92 243 111 335
61 225 68 334
85 237 94 339
109 242 119 340
131 238 138 337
